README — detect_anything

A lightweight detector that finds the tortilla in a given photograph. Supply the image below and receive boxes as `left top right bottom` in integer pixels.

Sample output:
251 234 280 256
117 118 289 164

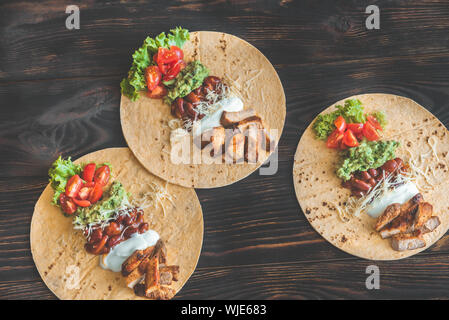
120 31 286 188
31 147 203 299
293 94 449 260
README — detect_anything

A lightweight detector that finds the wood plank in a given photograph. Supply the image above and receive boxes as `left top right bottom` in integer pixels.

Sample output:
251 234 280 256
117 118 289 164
3 255 449 299
1 0 449 81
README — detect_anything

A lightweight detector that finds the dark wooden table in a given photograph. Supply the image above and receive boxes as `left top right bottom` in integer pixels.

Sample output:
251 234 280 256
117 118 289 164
1 0 449 300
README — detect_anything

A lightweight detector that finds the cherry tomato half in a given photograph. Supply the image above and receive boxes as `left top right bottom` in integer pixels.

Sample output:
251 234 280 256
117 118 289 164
88 182 103 204
163 59 185 82
326 129 344 149
157 47 180 65
170 46 184 60
145 65 162 91
147 85 167 99
343 129 359 147
60 193 77 215
82 163 96 182
334 116 347 132
362 122 380 141
94 165 110 186
347 123 364 134
367 115 383 131
72 198 91 207
77 186 92 200
65 174 83 198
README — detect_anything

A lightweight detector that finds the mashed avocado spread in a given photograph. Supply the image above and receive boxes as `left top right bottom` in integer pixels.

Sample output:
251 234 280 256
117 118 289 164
73 181 130 228
164 60 209 105
337 140 399 181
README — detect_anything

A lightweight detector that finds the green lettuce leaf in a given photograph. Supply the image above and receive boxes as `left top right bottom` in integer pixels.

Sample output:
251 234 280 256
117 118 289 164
48 156 82 205
120 27 190 101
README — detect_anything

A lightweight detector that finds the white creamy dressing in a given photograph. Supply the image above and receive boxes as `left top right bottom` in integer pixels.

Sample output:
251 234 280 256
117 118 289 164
366 182 419 218
100 229 160 272
192 96 244 137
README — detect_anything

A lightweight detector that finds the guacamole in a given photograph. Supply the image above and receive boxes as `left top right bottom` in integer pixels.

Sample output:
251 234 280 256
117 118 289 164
73 181 130 228
164 60 209 105
337 140 400 181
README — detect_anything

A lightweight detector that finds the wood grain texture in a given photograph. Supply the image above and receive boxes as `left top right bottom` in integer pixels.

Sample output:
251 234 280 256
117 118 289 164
1 0 449 299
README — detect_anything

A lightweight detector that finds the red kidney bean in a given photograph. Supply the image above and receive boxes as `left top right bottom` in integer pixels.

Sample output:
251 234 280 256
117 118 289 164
104 222 122 236
368 168 378 177
394 157 403 169
381 159 398 173
123 214 136 227
124 226 138 239
86 235 109 255
352 179 372 191
174 98 185 118
185 102 197 118
89 228 103 244
342 180 352 189
107 235 123 249
138 223 149 234
360 171 372 181
185 92 201 104
368 178 377 187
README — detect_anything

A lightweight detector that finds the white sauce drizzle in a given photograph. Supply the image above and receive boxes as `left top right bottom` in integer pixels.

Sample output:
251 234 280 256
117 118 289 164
100 229 160 272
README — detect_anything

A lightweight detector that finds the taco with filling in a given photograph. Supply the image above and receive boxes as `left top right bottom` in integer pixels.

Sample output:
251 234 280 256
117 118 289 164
120 28 286 188
293 94 449 260
31 147 203 299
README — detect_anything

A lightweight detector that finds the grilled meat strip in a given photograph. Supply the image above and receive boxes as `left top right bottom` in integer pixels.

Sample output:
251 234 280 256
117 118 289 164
144 256 160 296
414 202 433 230
375 203 401 232
221 109 256 127
121 245 154 276
420 216 441 234
379 204 417 239
400 193 423 213
391 231 426 251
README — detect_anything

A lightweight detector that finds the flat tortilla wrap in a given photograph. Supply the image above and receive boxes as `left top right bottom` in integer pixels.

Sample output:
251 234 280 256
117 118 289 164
293 94 449 260
121 31 286 188
31 147 203 299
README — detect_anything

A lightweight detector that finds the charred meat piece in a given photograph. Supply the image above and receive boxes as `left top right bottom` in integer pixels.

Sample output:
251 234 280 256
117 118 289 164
420 216 440 234
391 231 426 251
160 265 180 282
159 271 173 285
144 256 160 296
414 202 433 230
121 245 154 276
236 116 263 133
379 205 417 239
221 109 256 127
125 266 145 289
158 240 167 265
225 132 245 163
400 193 423 213
201 126 225 157
375 203 401 232
145 286 177 300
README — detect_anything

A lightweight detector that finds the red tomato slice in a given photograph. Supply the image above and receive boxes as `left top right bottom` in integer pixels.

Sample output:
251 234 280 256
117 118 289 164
60 193 77 215
363 122 380 141
78 186 92 200
82 163 96 182
72 198 91 207
326 129 344 149
367 115 383 131
84 181 95 188
334 116 347 132
88 183 103 204
347 123 364 134
65 174 83 198
157 47 180 65
147 85 167 99
144 66 162 91
170 46 184 60
163 60 184 82
94 165 110 186
343 129 359 147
